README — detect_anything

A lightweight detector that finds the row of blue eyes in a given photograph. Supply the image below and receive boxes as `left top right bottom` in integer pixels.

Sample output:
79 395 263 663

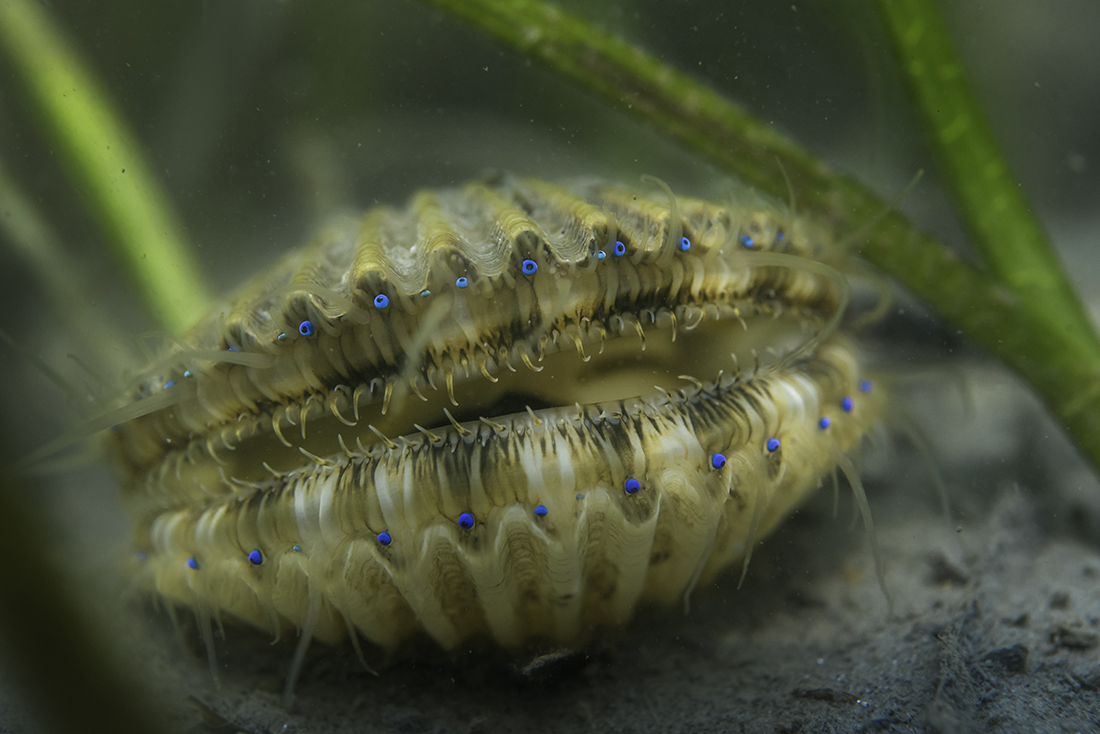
291 261 526 337
707 384 871 468
183 230 779 359
219 233 775 350
180 506 544 569
589 233 768 261
178 383 871 568
290 233 777 338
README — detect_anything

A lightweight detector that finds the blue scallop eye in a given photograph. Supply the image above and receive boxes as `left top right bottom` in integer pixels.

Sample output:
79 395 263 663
298 320 315 337
776 232 785 241
841 397 854 412
766 438 781 452
247 549 263 565
680 236 691 251
456 277 469 288
374 294 389 309
711 453 727 469
377 531 392 546
596 250 607 260
624 478 641 494
164 380 175 389
859 380 872 393
292 544 302 552
186 557 199 570
522 259 538 275
534 504 548 517
739 234 754 248
818 416 831 430
458 513 474 530
613 241 627 256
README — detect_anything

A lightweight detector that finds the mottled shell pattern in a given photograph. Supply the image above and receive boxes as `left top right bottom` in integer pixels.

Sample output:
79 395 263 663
109 174 881 660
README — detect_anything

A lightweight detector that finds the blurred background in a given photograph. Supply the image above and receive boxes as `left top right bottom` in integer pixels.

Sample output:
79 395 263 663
1 1 1098 731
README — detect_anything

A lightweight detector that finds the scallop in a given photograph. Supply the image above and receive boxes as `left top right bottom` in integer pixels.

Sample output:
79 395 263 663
107 174 882 688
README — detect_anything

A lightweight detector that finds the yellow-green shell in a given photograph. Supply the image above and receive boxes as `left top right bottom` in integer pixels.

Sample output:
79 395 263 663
109 175 882 653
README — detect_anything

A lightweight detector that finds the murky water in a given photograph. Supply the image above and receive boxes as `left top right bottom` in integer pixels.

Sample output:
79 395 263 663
1 2 1098 732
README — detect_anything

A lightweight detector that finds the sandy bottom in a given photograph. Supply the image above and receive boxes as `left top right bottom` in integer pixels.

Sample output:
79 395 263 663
2 364 1099 734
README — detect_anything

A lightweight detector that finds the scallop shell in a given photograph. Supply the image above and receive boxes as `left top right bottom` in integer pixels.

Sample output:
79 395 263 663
108 174 881 666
